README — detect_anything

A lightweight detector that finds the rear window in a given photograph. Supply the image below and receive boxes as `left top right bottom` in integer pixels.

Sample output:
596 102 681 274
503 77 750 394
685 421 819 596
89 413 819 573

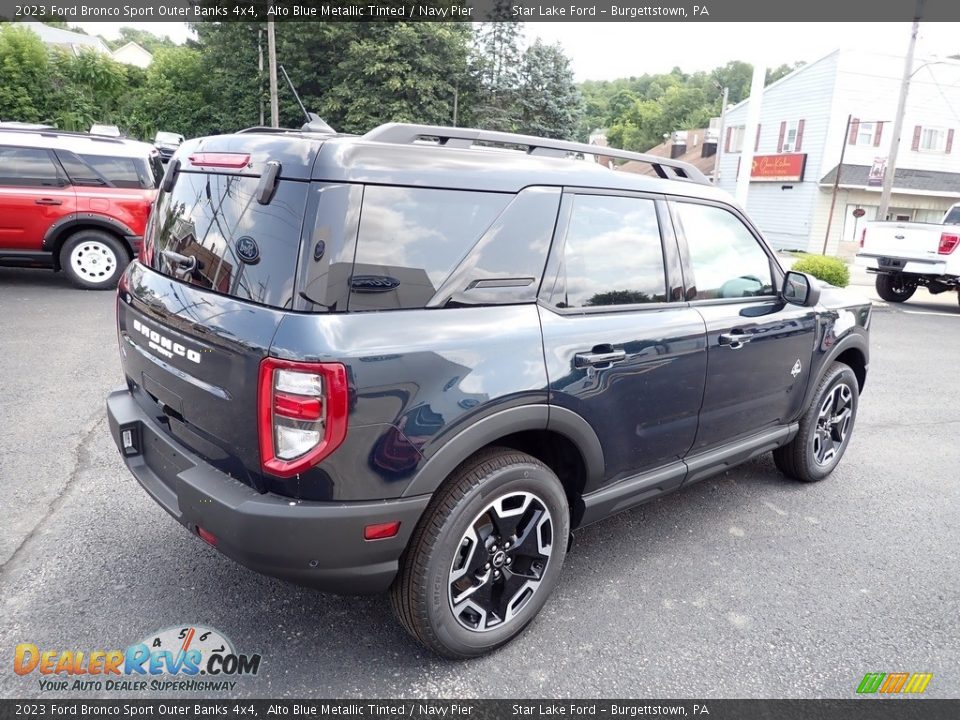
349 186 510 311
56 150 161 189
147 171 307 309
944 206 960 225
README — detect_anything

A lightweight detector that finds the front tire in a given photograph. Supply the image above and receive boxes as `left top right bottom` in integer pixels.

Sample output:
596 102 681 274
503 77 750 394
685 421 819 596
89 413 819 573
390 447 569 659
875 273 916 302
60 230 129 289
774 362 859 482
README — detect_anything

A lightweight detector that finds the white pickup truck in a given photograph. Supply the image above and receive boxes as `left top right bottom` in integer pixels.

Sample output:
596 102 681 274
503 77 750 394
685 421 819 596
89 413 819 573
856 203 960 305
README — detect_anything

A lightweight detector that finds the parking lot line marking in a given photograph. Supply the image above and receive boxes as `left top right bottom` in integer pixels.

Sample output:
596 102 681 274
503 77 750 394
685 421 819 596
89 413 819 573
902 310 960 318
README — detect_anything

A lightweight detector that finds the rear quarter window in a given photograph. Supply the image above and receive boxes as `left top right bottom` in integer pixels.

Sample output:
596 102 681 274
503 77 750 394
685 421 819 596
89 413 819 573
350 186 511 311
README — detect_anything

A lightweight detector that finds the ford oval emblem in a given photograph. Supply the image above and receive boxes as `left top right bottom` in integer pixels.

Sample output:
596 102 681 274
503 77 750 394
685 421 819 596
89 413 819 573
894 234 905 240
350 275 400 293
235 236 260 264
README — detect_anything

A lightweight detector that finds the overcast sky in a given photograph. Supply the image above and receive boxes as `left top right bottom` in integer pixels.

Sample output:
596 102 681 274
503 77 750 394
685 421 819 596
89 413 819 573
75 21 960 80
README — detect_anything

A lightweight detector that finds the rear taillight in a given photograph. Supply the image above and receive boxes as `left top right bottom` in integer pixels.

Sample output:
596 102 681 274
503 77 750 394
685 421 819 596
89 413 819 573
938 232 959 255
859 228 867 249
257 358 348 478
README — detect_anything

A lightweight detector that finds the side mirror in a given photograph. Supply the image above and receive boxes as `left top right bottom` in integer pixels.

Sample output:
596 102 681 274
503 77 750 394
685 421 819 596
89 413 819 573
782 271 821 307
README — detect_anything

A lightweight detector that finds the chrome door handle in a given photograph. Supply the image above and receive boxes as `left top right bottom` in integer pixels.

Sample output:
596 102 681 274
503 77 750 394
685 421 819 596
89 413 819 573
574 349 627 368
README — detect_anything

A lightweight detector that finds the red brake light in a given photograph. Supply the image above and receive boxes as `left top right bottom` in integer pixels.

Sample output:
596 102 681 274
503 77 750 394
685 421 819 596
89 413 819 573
274 393 322 421
938 232 959 255
257 358 348 478
187 153 251 169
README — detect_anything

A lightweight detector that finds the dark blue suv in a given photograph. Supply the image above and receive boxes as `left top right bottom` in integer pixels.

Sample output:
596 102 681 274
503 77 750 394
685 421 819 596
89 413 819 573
107 123 870 658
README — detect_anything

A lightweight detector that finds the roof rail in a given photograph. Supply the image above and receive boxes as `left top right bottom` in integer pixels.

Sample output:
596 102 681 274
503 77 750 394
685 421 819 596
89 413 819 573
0 126 126 145
236 126 300 135
361 123 710 185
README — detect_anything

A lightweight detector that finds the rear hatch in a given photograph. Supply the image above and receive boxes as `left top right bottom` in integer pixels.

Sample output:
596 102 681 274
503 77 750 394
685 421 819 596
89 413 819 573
116 135 322 492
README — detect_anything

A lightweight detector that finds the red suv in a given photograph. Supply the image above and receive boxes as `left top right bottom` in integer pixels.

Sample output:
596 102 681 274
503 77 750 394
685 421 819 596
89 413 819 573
0 128 162 288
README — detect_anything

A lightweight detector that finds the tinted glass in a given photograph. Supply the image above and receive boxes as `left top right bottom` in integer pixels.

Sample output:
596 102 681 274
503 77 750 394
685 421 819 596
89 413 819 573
673 202 775 300
351 186 510 311
56 150 159 189
80 154 155 189
0 146 62 187
147 171 307 309
551 195 667 309
944 206 960 225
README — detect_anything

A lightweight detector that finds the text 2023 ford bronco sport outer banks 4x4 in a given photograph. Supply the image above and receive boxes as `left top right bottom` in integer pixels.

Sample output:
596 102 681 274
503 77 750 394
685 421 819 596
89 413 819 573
107 122 870 658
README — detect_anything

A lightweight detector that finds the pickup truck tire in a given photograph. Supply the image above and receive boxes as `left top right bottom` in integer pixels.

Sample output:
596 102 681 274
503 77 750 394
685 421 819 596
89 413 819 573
774 362 859 483
875 273 917 302
390 447 569 659
60 230 130 290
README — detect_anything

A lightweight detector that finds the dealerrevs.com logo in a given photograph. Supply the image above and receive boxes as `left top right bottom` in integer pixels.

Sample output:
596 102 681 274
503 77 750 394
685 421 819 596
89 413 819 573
14 625 261 693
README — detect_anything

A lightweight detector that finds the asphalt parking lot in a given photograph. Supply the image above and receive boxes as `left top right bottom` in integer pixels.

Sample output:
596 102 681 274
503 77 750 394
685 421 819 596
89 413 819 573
1 265 958 699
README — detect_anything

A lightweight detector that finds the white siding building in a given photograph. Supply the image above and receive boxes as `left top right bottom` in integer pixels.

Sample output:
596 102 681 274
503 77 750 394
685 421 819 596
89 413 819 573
716 50 960 256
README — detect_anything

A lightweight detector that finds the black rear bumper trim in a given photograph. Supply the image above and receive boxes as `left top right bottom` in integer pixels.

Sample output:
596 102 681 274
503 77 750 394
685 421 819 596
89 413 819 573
107 388 430 594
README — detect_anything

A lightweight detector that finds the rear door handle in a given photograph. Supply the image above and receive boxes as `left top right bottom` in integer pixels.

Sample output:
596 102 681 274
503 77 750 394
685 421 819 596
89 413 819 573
35 198 63 206
718 330 754 349
574 349 627 368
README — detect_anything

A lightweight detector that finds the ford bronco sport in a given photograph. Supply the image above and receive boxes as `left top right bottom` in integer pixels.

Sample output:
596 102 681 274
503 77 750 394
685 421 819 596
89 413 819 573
0 127 162 288
106 122 870 658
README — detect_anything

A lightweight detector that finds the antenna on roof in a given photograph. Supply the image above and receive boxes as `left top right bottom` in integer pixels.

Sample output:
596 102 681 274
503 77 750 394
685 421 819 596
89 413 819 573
279 64 335 134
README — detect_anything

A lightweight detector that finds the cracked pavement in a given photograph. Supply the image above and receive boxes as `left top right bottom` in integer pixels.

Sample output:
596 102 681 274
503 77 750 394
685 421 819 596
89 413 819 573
1 265 958 699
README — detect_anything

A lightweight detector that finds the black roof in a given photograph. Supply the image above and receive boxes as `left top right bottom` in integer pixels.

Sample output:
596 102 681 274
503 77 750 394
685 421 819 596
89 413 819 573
178 123 734 201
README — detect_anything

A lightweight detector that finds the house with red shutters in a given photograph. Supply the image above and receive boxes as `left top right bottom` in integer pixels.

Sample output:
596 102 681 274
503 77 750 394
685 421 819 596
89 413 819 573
714 49 960 255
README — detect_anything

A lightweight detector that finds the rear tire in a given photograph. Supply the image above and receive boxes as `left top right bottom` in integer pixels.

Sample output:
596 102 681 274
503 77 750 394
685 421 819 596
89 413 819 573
875 273 916 302
60 229 129 290
390 447 569 659
774 362 859 482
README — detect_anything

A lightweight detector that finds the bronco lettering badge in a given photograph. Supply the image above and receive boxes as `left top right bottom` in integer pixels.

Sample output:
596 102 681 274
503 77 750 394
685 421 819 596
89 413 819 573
132 319 201 364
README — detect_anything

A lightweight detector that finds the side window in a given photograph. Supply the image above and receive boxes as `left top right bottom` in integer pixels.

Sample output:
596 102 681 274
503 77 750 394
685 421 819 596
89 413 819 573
673 202 775 300
550 194 667 309
351 186 510 311
0 146 63 187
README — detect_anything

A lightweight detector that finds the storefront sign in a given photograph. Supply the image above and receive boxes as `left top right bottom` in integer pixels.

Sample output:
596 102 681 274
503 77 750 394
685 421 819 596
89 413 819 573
750 153 806 182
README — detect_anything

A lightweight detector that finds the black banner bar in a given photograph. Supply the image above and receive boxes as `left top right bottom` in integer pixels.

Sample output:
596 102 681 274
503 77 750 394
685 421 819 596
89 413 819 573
2 0 960 22
1 700 959 720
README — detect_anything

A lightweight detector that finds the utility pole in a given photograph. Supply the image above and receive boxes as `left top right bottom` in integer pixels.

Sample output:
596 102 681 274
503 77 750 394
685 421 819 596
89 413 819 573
453 81 459 127
735 62 765 206
258 28 264 127
713 85 729 185
267 14 279 128
823 115 852 255
878 0 924 220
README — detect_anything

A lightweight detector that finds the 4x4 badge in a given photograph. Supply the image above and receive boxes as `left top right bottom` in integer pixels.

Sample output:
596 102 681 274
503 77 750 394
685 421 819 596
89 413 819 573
791 359 802 378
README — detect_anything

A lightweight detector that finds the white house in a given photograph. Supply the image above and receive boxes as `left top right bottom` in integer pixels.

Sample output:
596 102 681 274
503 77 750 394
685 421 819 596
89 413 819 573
110 41 153 69
23 23 153 69
716 50 960 255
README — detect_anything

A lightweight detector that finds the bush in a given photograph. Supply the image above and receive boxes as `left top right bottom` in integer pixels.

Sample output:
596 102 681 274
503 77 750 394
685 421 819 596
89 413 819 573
790 255 850 288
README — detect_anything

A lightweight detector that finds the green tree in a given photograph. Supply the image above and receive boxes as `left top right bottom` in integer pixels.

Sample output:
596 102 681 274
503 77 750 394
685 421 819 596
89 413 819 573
0 25 53 122
517 39 582 139
125 46 222 138
471 4 524 131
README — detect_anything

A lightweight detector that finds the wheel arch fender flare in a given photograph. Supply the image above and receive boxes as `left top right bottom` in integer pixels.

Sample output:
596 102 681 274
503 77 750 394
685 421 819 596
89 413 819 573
400 405 605 498
802 332 869 412
43 215 139 257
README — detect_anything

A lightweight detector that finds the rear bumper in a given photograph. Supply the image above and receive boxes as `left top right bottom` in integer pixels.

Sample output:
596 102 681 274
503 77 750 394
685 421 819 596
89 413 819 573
856 254 949 276
106 388 430 594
